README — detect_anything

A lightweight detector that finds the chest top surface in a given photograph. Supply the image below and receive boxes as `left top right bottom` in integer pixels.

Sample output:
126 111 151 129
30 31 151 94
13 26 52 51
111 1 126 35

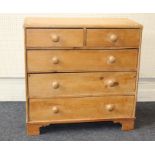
24 17 143 28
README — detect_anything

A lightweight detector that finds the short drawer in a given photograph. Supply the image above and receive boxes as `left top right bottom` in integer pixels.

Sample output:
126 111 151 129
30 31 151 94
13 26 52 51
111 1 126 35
87 29 140 48
26 29 84 48
29 96 135 122
27 49 138 73
28 72 136 98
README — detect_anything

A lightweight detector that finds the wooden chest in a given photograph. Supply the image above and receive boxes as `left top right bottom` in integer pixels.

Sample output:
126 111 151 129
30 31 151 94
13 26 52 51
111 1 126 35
24 18 143 135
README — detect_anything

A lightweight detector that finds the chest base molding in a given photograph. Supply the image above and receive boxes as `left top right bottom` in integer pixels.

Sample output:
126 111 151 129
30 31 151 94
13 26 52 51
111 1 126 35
26 118 135 136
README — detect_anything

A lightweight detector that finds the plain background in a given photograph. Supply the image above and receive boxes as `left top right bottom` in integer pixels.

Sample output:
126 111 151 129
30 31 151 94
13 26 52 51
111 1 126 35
0 13 155 101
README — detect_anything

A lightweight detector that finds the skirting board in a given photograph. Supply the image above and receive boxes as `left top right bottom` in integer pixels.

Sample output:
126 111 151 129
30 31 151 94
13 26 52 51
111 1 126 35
0 78 155 101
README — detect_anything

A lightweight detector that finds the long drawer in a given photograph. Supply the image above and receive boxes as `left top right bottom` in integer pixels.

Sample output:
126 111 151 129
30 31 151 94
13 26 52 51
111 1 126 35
28 72 136 98
26 29 84 48
87 29 140 48
29 96 135 122
27 49 138 73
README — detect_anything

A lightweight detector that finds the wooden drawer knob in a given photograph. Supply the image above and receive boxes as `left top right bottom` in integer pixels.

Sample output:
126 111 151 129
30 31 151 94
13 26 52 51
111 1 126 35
52 106 59 113
107 55 116 64
52 57 59 64
51 34 59 42
106 104 115 111
109 34 118 42
105 79 117 87
52 81 59 89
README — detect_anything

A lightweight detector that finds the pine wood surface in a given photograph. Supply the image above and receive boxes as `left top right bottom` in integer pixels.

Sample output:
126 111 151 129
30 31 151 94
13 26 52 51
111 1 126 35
26 29 84 48
87 29 140 48
24 17 142 135
28 72 136 98
24 17 143 28
29 96 135 122
27 49 138 73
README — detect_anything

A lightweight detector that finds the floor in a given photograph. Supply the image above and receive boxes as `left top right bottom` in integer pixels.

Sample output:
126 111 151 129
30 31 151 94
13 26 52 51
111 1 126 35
0 102 155 141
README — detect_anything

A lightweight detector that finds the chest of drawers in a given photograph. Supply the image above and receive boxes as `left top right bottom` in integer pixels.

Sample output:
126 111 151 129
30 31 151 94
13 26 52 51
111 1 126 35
24 18 143 135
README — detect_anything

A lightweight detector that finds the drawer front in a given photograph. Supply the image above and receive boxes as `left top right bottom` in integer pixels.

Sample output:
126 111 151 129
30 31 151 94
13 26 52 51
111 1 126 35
87 29 140 47
29 96 135 122
26 29 84 48
27 49 138 73
28 72 136 98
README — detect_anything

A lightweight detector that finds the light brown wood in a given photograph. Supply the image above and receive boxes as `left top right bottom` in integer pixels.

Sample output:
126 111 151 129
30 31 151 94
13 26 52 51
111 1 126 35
26 118 135 135
26 123 41 136
114 119 135 131
28 72 136 98
133 29 143 117
29 96 135 122
87 29 140 48
24 17 142 135
121 119 135 131
24 27 29 123
26 29 84 48
24 18 143 28
27 49 138 73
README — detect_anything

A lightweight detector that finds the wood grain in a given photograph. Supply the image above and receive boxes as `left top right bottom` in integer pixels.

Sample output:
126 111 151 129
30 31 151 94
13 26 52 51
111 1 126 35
26 117 135 135
29 96 135 122
27 49 138 73
28 72 136 98
26 29 84 48
24 17 142 134
87 29 140 48
26 123 41 136
24 18 143 28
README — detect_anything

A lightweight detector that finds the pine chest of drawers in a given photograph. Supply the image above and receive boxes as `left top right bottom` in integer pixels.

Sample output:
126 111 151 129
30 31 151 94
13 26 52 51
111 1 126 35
24 18 143 135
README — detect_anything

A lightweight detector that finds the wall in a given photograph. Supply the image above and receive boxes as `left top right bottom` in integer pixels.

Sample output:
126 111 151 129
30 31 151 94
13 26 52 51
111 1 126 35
0 14 155 101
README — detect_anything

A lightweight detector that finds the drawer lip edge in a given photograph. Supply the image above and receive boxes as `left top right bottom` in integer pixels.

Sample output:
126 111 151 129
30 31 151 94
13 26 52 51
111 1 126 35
27 117 136 124
28 93 136 99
